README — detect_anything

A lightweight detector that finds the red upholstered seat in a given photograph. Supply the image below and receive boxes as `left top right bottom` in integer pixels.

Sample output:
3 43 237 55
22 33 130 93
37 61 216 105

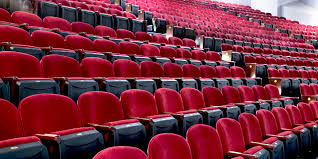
177 48 192 58
140 44 161 57
116 29 135 39
31 30 65 48
119 41 141 55
182 38 196 47
216 118 267 157
71 22 95 34
41 54 82 77
95 25 117 38
187 124 236 159
160 46 177 58
94 39 120 53
135 32 153 42
152 34 168 44
11 11 43 27
81 57 114 77
65 35 94 51
163 62 183 77
182 64 201 78
148 133 192 159
19 94 104 158
113 59 141 77
43 16 72 32
140 61 165 77
168 37 183 46
93 146 147 159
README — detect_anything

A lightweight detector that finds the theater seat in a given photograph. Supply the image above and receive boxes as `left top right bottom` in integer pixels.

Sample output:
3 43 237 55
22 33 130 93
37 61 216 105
238 85 271 110
0 99 49 158
93 146 147 159
272 107 311 152
155 88 203 136
257 109 299 158
78 91 147 150
252 85 283 108
0 25 45 60
216 118 270 159
187 124 244 159
181 88 223 127
80 57 130 97
265 84 297 106
121 89 178 138
222 86 257 114
19 94 105 159
114 59 156 94
0 51 59 104
148 133 192 159
239 113 285 159
41 54 99 101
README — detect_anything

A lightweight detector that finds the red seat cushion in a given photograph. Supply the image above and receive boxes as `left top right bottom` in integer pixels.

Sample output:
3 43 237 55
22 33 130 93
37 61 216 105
0 136 41 149
244 146 263 155
262 137 278 144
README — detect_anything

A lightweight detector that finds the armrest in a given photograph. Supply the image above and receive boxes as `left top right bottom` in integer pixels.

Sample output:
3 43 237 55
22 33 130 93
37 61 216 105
51 28 60 32
92 77 106 81
162 112 184 118
124 38 130 41
35 133 59 141
0 42 11 46
86 123 112 131
281 96 299 100
103 36 110 40
229 103 246 106
294 124 303 127
74 49 84 53
304 120 316 123
79 32 87 36
280 128 302 133
227 151 257 159
18 23 28 27
249 141 276 149
265 134 288 140
2 77 18 83
39 46 52 51
208 105 230 109
129 117 152 122
53 77 68 81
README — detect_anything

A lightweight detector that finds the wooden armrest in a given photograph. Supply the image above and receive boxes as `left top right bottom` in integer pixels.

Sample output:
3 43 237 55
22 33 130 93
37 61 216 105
249 141 276 149
74 49 84 53
0 42 11 46
294 124 303 127
265 134 288 140
103 36 110 40
124 38 130 41
86 123 112 131
35 133 59 141
129 117 152 122
53 77 68 81
163 112 184 117
39 46 52 50
18 23 28 27
227 151 257 159
92 77 106 81
281 128 301 133
79 32 87 36
2 77 18 82
51 28 60 32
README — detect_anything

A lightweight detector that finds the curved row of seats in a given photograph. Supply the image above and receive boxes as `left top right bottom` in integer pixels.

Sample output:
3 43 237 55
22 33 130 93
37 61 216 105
0 85 313 158
95 100 318 159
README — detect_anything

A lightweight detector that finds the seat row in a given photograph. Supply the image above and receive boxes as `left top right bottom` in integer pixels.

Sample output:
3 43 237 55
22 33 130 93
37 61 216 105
94 100 318 159
0 84 303 158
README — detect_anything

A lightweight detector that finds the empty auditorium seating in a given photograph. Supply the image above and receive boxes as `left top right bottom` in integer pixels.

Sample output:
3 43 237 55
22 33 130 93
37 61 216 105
265 84 297 106
202 86 241 120
155 88 203 136
180 88 223 127
239 113 285 159
272 107 311 152
257 109 299 158
0 99 49 158
238 85 271 110
252 85 283 108
41 54 99 101
222 86 257 114
78 91 147 149
120 89 178 137
19 94 105 159
0 51 59 104
216 118 271 158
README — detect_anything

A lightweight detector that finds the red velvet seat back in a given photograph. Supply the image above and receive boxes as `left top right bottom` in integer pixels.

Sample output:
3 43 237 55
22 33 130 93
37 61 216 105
155 88 185 113
32 30 65 48
239 113 264 144
113 59 141 77
272 107 293 129
140 44 161 57
78 91 124 125
140 61 164 77
120 89 159 118
200 65 217 78
222 86 242 103
181 88 205 110
216 66 232 78
0 25 33 45
202 87 227 106
163 63 183 77
93 146 147 159
65 35 94 51
19 94 82 136
94 39 120 53
148 133 192 159
187 124 224 159
182 64 201 78
71 22 95 34
119 41 141 55
43 16 72 32
0 51 42 78
41 54 82 77
256 109 280 136
11 11 43 27
0 99 23 140
216 118 246 153
81 57 114 77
